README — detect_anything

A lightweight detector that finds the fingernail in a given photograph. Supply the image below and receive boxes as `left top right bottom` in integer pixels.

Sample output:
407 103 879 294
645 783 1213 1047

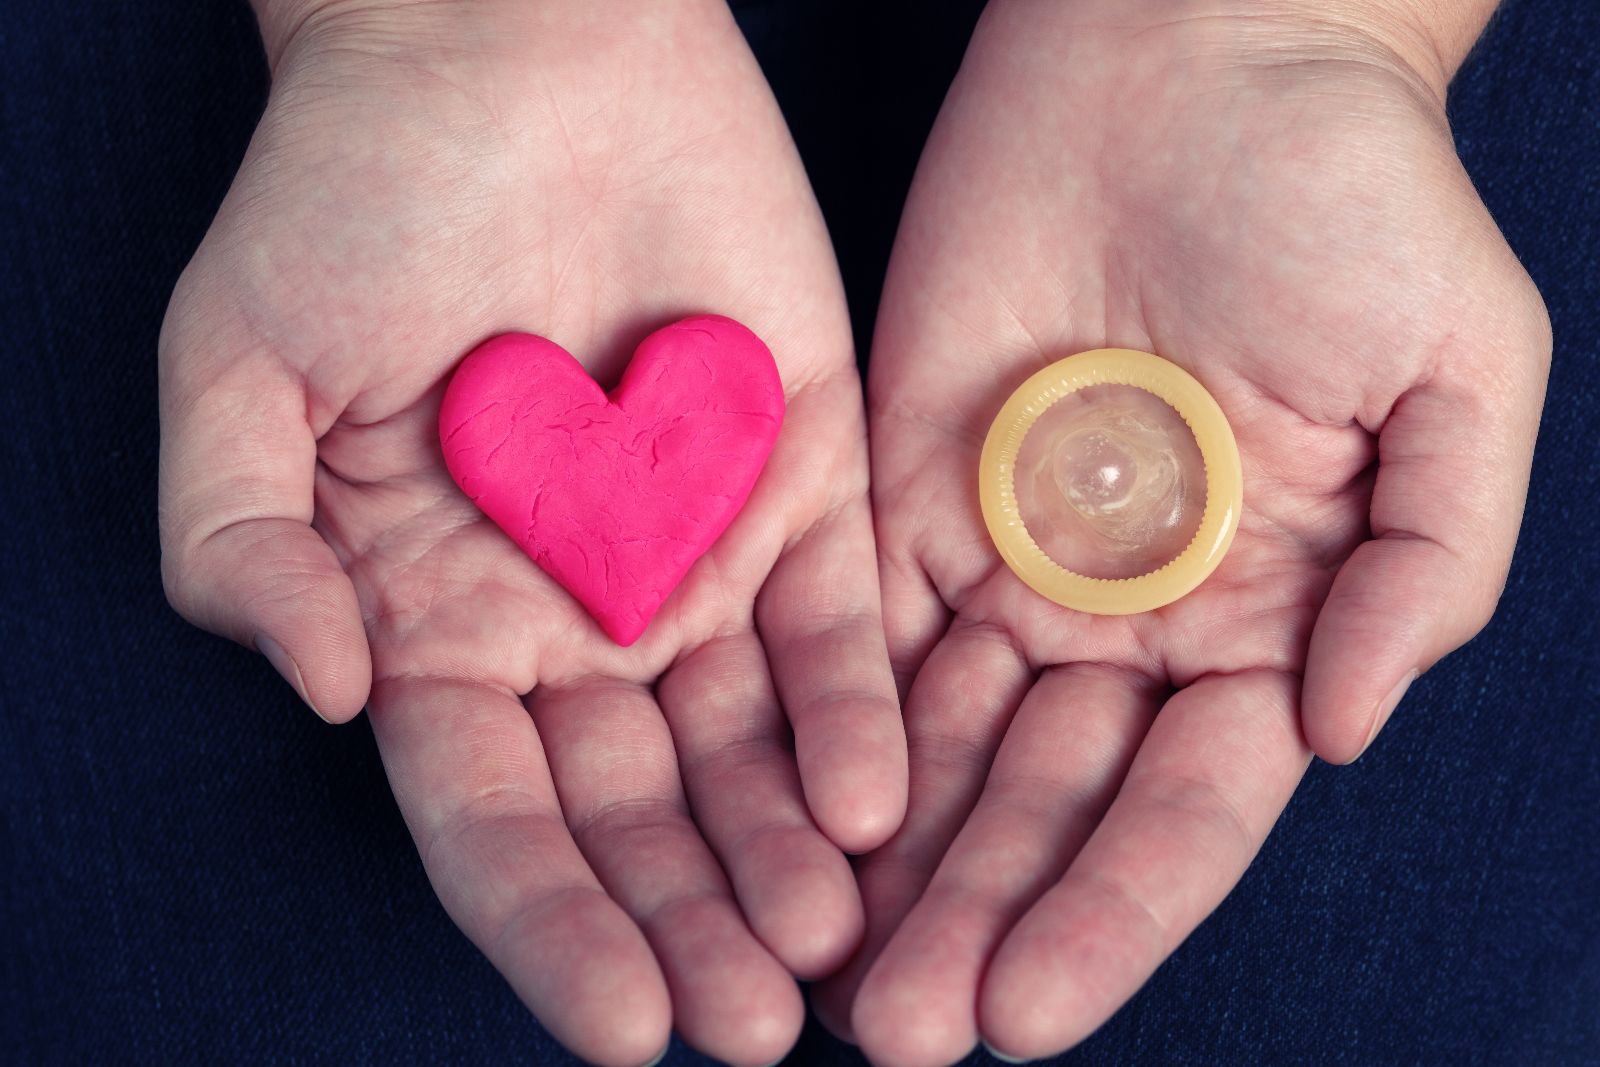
254 633 324 721
983 1041 1031 1064
1358 668 1417 759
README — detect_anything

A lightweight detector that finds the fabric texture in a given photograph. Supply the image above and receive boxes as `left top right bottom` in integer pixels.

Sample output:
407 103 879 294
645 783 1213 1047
2 0 1596 1063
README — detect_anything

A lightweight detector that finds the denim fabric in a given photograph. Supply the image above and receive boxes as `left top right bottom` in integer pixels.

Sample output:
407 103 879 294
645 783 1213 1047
2 0 1596 1064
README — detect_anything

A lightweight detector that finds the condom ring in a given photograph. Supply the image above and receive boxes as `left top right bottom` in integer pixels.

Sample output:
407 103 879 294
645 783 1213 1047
978 349 1243 615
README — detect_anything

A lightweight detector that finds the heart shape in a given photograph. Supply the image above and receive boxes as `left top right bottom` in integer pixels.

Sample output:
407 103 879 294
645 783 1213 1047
438 315 784 645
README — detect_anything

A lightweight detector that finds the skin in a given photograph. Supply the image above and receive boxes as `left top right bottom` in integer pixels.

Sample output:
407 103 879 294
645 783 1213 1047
161 0 1550 1063
814 0 1550 1063
157 2 906 1064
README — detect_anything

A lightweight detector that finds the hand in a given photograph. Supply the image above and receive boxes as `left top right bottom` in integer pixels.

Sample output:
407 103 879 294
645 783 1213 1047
157 3 906 1064
816 1 1549 1062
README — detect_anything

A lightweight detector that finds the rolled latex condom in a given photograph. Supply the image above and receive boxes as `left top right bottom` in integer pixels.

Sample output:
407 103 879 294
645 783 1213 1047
979 349 1243 615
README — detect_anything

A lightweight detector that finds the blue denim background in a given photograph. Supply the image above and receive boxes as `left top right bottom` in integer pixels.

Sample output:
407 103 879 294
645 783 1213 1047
2 0 1596 1064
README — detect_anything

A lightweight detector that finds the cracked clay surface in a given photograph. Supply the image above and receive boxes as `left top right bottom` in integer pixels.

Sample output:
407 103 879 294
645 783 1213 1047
437 315 785 645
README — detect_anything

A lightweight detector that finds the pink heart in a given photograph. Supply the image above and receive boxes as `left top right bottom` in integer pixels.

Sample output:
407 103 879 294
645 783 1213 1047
438 315 784 645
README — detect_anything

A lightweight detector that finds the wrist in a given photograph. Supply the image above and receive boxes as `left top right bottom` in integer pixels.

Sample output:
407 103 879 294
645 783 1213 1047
982 0 1497 103
1248 0 1499 97
249 0 731 76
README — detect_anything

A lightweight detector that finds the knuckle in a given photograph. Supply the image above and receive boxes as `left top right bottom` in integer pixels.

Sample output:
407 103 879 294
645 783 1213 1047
159 545 201 621
1515 276 1554 351
1467 576 1505 635
157 260 214 370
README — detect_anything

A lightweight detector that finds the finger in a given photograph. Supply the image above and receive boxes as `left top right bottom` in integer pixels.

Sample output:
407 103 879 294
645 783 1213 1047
658 632 863 979
757 499 907 854
367 676 669 1067
851 665 1160 1067
867 401 958 699
158 338 369 721
1304 306 1550 762
879 547 951 701
810 621 1032 1041
531 679 804 1067
978 670 1310 1060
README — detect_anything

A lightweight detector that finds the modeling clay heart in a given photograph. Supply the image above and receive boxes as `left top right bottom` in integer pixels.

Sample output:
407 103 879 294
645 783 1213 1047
438 315 784 645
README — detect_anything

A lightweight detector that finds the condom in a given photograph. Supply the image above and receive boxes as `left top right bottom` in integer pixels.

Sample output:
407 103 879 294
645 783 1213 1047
978 349 1242 615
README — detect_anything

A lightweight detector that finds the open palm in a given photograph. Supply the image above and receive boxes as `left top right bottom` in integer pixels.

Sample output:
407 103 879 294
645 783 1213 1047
819 6 1548 1064
158 6 904 1065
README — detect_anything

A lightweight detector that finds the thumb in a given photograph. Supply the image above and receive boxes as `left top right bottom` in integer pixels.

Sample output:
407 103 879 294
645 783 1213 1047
159 328 371 723
1302 298 1550 763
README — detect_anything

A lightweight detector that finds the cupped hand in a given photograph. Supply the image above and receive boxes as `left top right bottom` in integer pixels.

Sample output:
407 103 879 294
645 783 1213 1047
157 2 906 1063
817 1 1549 1062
